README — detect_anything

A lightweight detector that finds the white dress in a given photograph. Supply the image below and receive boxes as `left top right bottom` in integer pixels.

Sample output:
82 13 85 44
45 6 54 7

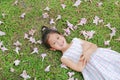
62 38 120 80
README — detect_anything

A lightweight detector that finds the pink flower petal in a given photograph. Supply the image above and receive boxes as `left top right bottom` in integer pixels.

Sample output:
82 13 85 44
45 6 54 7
44 6 50 11
73 0 82 7
20 70 31 80
45 65 51 72
14 60 20 66
61 4 66 9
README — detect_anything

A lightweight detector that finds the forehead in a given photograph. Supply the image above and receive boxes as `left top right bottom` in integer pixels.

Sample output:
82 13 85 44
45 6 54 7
48 33 60 42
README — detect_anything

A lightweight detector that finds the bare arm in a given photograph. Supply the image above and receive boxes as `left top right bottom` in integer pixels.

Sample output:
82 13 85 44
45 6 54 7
61 57 86 72
79 39 98 62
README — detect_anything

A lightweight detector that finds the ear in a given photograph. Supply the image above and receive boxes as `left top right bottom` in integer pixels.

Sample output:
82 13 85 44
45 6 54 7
50 48 56 51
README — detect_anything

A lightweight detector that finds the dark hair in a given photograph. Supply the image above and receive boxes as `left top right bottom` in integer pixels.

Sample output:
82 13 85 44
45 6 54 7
41 26 60 48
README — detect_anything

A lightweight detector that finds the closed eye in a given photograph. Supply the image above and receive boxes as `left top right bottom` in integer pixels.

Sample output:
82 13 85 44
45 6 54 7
57 36 59 39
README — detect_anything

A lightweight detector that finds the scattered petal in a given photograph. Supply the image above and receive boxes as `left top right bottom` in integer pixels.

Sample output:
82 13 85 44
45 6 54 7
14 60 20 66
61 4 66 9
20 13 26 19
37 40 42 44
0 31 5 36
73 0 82 7
115 1 119 5
29 29 36 36
0 21 4 25
1 46 8 52
104 40 110 46
45 65 51 72
31 47 38 54
29 37 36 44
20 70 31 80
13 0 18 5
63 28 71 36
105 23 111 29
50 19 55 24
56 15 61 21
0 41 3 48
66 21 74 30
2 13 6 18
10 67 15 72
80 30 95 40
97 2 103 7
77 18 87 26
93 16 99 25
67 72 75 78
14 47 20 54
60 64 68 69
44 6 50 11
13 41 22 46
42 13 49 18
24 33 29 39
41 53 47 61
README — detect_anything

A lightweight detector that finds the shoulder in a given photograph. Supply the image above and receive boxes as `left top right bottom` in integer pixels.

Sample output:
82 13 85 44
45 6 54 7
60 56 67 63
72 37 84 44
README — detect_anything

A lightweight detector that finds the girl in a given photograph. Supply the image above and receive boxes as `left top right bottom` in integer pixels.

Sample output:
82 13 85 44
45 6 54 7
41 26 120 80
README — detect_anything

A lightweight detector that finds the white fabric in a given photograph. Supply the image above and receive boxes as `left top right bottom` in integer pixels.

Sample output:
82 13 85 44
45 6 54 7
62 38 120 80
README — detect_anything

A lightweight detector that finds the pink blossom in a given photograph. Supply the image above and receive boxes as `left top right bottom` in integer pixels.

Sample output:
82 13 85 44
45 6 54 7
2 13 6 18
20 13 26 19
42 13 49 18
93 16 100 25
41 53 47 61
14 60 20 66
13 0 18 5
67 72 75 78
44 6 50 11
31 47 38 54
77 18 87 26
104 40 110 46
73 0 82 7
61 4 66 9
56 15 61 21
29 37 36 43
1 46 8 52
45 65 51 72
13 40 22 46
0 31 5 36
0 21 4 25
10 67 15 72
24 33 29 39
14 47 20 54
97 2 103 7
63 28 71 35
20 70 31 80
80 30 95 40
50 18 55 24
60 64 68 69
66 21 74 30
29 29 36 36
36 40 42 44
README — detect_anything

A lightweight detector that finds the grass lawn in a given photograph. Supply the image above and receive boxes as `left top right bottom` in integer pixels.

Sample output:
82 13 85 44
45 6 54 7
0 0 120 80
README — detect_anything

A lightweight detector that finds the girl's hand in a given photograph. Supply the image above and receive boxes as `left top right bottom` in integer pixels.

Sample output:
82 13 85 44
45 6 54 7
80 53 91 64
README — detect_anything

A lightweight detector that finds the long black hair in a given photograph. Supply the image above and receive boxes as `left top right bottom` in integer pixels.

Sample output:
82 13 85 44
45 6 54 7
41 26 60 48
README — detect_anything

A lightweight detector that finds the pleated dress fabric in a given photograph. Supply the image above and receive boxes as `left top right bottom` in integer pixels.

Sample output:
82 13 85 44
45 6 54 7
62 38 120 80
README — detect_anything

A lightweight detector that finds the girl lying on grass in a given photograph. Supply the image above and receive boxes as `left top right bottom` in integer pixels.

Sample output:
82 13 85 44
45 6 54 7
41 26 120 80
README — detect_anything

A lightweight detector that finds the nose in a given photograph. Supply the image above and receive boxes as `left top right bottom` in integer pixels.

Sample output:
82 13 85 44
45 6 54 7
57 39 62 46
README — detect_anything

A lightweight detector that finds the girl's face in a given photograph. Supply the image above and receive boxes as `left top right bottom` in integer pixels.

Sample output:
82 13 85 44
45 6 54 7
48 33 67 51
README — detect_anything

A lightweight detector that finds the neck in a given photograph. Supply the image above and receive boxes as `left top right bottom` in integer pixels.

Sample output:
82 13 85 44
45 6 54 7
61 43 71 53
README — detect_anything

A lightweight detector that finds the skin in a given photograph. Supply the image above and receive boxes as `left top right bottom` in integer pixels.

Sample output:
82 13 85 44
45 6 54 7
48 33 98 72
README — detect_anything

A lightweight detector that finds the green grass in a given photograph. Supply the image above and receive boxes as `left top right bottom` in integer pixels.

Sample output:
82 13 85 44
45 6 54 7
0 0 120 80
